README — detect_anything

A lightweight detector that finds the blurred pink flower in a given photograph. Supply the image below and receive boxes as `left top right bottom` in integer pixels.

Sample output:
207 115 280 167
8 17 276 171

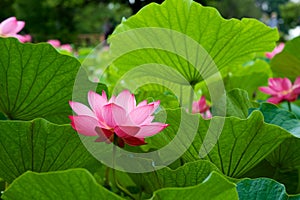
60 44 73 52
192 96 212 119
69 90 168 147
0 17 26 42
47 39 73 53
19 34 32 43
47 39 61 48
265 43 284 59
259 77 300 104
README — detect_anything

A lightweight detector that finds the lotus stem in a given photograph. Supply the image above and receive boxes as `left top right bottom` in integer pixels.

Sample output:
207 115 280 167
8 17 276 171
112 134 135 200
287 101 292 112
188 85 194 113
104 167 110 189
5 182 9 190
180 85 183 107
297 169 300 193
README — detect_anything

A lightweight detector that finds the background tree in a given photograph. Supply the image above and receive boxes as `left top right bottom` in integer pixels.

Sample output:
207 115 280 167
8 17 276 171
0 0 298 44
73 2 131 34
0 0 15 20
11 0 131 43
280 2 300 29
13 0 80 42
256 0 289 14
207 0 262 19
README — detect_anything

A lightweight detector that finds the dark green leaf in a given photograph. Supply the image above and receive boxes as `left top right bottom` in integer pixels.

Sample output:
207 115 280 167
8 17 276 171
224 89 259 118
237 178 300 200
151 172 238 200
0 38 80 123
252 103 300 137
0 119 94 183
242 159 300 194
109 0 278 85
251 103 300 172
224 60 271 100
271 36 300 80
2 169 123 200
185 111 292 177
129 160 220 194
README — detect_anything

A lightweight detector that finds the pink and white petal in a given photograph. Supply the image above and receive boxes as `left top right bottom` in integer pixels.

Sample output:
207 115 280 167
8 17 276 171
285 93 298 102
102 103 116 127
60 44 73 52
292 77 300 94
0 17 18 35
276 43 285 53
102 103 127 127
293 88 300 95
149 100 160 114
206 110 212 118
269 78 283 91
282 78 292 91
265 43 284 59
259 86 278 95
267 96 283 104
101 90 107 99
114 125 140 137
111 103 128 124
122 136 146 146
12 21 25 34
134 123 169 138
137 100 147 108
69 115 100 136
141 116 155 125
294 77 300 86
69 101 95 117
88 90 108 109
88 90 108 120
201 110 212 119
12 34 30 43
12 34 26 43
109 95 116 103
115 90 136 112
129 104 154 125
23 34 32 42
192 101 200 114
265 52 273 59
47 39 61 48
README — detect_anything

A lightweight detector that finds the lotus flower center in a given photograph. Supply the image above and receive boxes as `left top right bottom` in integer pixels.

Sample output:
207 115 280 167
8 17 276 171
281 89 292 95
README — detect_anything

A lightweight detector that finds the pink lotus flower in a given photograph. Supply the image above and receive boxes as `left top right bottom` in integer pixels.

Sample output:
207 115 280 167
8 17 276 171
259 77 300 104
192 96 212 119
69 90 168 147
0 17 26 42
265 43 285 59
47 39 73 53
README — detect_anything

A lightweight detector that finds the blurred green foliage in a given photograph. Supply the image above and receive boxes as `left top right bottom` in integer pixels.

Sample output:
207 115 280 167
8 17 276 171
208 0 262 19
0 0 131 43
256 0 289 13
73 3 131 34
13 0 77 42
0 0 15 20
0 0 297 44
280 2 300 29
